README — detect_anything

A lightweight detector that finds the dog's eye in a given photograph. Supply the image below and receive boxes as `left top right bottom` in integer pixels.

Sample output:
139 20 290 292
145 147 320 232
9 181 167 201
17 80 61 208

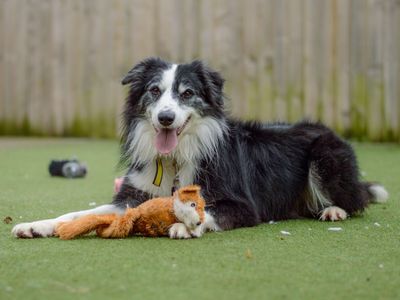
181 89 194 100
190 202 196 207
150 87 161 97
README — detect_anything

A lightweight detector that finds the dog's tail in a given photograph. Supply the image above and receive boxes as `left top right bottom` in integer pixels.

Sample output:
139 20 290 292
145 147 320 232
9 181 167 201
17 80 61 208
363 182 389 204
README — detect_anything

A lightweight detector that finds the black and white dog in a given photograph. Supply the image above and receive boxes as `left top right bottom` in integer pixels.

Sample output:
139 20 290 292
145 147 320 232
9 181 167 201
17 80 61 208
12 57 388 239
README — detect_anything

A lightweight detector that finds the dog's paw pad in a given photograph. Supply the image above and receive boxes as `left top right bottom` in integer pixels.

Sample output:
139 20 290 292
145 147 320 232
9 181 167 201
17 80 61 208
320 206 347 221
169 223 191 239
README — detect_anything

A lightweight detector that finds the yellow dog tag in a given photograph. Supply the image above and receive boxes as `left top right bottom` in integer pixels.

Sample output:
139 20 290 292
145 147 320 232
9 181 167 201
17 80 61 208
152 158 163 187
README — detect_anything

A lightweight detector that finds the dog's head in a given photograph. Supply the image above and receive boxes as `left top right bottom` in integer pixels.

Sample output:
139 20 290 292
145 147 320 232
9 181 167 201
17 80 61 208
121 58 227 166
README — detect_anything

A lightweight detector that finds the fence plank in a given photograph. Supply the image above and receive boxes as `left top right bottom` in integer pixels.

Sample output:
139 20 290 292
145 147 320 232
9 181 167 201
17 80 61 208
256 0 274 122
382 0 400 140
303 0 320 121
365 0 384 140
336 0 351 134
287 0 304 122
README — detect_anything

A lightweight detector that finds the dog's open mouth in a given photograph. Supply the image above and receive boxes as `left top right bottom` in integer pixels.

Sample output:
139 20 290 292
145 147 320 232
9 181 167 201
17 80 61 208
154 116 191 155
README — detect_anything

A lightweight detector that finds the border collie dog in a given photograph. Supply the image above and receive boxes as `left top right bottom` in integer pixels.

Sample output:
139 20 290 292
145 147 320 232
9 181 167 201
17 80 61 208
12 57 388 239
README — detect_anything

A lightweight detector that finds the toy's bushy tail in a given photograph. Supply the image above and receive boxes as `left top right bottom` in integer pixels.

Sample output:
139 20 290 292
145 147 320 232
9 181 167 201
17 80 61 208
96 208 139 238
56 214 117 240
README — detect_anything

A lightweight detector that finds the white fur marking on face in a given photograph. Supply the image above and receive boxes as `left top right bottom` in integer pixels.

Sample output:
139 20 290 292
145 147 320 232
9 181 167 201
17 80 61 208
160 64 177 91
151 64 191 129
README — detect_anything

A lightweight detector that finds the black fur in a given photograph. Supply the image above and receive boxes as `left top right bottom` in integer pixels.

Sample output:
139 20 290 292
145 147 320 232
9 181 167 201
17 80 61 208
195 120 370 229
114 58 375 231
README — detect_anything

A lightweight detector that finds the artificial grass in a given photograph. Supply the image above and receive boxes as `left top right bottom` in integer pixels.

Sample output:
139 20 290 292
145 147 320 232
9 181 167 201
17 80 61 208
0 138 399 300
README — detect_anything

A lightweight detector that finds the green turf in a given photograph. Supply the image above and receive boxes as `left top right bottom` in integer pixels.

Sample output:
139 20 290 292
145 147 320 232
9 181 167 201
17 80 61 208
0 138 399 300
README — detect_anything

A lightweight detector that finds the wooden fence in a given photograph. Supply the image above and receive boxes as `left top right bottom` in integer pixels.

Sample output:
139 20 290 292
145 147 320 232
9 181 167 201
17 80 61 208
0 0 399 141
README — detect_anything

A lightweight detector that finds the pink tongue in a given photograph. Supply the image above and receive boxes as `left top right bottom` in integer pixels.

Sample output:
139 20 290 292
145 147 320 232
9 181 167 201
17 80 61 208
155 129 178 154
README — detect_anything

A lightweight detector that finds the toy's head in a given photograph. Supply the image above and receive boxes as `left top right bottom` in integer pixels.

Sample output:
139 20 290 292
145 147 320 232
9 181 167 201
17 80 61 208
173 185 206 231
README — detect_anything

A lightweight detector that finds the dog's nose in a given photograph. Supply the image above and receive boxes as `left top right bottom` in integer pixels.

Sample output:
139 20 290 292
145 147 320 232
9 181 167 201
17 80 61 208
158 110 175 126
196 221 201 226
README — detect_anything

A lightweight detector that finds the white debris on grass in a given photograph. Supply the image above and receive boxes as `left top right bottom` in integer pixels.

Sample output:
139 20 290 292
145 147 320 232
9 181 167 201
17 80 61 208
374 222 381 227
328 227 343 232
365 226 369 229
88 202 97 207
280 230 291 235
379 264 384 269
269 220 277 225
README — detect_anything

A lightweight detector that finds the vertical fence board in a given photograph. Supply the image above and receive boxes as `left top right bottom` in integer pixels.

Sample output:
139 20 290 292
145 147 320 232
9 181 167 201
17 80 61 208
273 0 288 121
396 0 400 142
182 0 200 61
0 1 4 126
256 0 274 122
242 0 259 119
350 0 369 138
321 1 334 128
131 0 157 64
287 0 304 122
382 0 400 140
365 0 384 140
303 0 320 121
336 0 351 133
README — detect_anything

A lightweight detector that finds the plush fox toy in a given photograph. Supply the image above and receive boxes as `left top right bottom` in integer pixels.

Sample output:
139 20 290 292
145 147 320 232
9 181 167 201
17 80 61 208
56 185 205 240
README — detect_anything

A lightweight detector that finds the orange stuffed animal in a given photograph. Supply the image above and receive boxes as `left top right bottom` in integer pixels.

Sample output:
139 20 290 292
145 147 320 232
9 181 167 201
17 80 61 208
55 185 206 240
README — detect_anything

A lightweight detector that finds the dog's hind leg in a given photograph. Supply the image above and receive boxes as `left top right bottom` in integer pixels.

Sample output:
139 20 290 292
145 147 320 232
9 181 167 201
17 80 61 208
11 204 125 238
306 131 388 221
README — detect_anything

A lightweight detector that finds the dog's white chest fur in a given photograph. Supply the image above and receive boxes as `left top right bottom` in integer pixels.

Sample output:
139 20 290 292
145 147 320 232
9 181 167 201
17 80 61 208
127 159 196 197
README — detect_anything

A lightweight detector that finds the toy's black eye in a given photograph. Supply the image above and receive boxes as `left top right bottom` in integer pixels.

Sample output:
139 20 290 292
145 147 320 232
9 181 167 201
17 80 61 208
190 202 196 207
181 89 194 100
150 86 161 97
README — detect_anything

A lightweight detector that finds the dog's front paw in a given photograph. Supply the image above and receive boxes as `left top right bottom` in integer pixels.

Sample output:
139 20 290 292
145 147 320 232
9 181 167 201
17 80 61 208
168 223 191 239
12 220 56 238
190 225 204 238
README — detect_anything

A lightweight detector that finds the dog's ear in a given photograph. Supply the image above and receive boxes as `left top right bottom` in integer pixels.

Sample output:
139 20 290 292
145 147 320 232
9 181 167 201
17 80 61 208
205 66 225 107
191 60 225 107
121 65 144 86
122 57 170 85
122 57 156 85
